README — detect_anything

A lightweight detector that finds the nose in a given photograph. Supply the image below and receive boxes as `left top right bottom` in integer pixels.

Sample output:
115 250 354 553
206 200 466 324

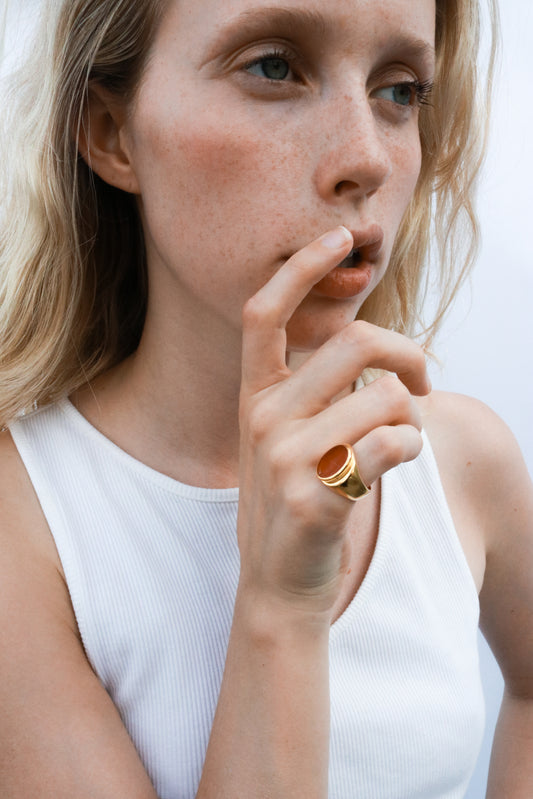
313 91 393 202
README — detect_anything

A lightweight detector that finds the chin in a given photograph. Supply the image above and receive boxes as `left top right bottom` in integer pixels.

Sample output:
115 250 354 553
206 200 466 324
285 294 362 352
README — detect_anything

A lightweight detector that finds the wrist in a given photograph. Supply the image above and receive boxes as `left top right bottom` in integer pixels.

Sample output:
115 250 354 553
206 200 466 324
232 581 333 648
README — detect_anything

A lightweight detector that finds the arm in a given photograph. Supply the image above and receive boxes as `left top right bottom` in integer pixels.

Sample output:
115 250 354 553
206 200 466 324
424 393 533 797
477 418 533 798
0 432 159 799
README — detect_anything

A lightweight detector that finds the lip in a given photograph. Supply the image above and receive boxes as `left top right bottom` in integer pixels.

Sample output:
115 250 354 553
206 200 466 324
313 224 384 300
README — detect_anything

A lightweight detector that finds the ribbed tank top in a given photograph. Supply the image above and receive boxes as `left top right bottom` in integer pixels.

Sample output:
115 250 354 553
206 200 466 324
10 400 484 799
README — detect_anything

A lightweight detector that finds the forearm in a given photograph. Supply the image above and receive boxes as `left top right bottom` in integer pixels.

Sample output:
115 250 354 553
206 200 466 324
196 591 331 799
486 690 533 798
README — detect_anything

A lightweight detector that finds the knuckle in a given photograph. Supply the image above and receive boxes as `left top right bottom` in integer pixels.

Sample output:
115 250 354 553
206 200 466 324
372 426 405 470
337 319 373 348
371 425 422 472
388 378 412 415
283 483 315 521
351 319 373 338
396 427 424 465
269 469 349 534
410 429 424 459
376 374 411 414
268 437 295 475
242 294 277 330
245 401 272 444
379 372 401 392
241 295 261 327
281 478 327 528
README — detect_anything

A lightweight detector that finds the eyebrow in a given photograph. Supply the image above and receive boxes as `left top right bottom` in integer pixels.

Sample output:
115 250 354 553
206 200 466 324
203 7 328 61
382 35 436 69
203 6 435 71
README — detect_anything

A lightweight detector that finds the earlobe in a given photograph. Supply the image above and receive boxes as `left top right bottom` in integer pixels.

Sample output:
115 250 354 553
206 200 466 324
77 84 140 195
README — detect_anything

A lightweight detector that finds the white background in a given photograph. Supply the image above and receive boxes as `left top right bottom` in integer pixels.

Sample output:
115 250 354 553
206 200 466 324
2 1 532 796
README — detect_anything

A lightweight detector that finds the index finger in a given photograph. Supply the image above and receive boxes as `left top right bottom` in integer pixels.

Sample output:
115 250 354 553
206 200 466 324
241 227 353 393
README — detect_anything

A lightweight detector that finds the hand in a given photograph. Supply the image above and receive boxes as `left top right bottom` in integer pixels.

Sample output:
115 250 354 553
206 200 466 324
237 227 431 621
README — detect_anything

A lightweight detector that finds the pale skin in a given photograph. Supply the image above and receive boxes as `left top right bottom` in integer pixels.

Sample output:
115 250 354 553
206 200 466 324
0 0 532 796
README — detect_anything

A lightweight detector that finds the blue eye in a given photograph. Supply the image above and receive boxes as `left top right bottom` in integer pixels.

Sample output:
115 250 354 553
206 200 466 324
375 83 416 106
246 55 291 81
374 80 433 108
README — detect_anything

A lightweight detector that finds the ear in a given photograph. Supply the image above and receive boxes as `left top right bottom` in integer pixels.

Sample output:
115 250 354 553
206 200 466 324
77 83 141 195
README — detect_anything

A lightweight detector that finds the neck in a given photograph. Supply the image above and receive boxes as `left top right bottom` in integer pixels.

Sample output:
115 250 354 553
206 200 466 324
73 287 246 489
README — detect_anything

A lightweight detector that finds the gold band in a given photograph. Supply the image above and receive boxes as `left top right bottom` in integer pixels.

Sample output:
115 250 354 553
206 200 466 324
316 444 371 502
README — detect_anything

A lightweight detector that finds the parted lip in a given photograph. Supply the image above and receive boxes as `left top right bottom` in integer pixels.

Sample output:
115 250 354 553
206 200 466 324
309 222 385 299
339 224 384 267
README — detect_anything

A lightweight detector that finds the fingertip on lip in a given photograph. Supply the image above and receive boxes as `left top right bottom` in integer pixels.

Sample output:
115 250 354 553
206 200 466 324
320 226 353 250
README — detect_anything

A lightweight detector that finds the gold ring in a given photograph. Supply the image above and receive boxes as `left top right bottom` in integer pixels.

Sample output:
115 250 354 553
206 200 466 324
316 444 371 502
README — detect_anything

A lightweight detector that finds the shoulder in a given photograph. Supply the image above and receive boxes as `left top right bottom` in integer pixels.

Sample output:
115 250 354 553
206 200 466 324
418 389 529 492
0 425 49 532
418 388 516 458
419 397 533 696
0 426 73 630
0 426 46 538
418 390 533 558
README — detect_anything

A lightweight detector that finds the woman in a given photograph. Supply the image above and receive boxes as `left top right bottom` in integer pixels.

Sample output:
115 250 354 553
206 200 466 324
0 0 531 797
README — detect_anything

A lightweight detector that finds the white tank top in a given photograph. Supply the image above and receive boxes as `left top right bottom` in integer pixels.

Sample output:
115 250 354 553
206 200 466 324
10 399 485 799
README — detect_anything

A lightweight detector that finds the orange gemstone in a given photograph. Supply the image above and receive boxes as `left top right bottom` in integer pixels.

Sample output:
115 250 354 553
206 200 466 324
317 445 350 480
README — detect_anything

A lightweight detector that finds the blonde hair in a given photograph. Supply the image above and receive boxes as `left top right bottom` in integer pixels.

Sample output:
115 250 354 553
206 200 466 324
359 0 498 341
0 0 497 426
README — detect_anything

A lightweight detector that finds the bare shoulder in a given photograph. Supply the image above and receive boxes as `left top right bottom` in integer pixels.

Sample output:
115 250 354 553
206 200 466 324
417 390 531 521
418 392 533 697
0 426 69 604
418 390 532 536
0 425 83 711
418 388 522 464
417 390 533 596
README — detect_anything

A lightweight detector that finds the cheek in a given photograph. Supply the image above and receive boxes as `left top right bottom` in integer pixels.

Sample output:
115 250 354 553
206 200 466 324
391 133 422 214
130 101 321 311
134 106 306 265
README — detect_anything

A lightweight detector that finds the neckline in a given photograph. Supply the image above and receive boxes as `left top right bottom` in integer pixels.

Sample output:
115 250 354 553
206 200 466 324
58 396 389 628
58 397 241 503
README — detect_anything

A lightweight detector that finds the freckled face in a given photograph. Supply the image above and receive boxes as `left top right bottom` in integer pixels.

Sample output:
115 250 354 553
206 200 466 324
125 0 436 351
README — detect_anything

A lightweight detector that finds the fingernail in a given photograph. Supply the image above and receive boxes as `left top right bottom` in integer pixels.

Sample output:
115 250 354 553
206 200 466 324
321 226 352 249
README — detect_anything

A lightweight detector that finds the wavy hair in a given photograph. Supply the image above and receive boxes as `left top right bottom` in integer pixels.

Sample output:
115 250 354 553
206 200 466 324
0 0 497 425
360 0 498 344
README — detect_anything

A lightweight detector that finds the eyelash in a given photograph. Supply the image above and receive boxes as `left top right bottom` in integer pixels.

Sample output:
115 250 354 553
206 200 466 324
243 48 301 82
243 49 434 108
407 79 434 107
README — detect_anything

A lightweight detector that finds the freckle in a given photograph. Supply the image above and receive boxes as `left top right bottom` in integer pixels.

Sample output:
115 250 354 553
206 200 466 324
466 461 472 467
